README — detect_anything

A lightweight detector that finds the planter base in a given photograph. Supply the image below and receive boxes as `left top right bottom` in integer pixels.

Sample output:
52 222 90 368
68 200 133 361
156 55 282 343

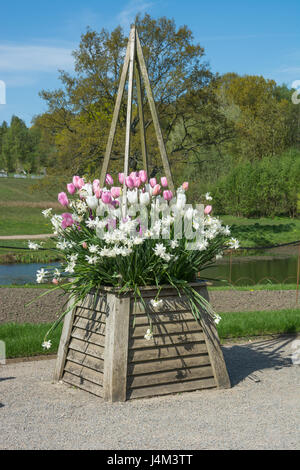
54 283 230 401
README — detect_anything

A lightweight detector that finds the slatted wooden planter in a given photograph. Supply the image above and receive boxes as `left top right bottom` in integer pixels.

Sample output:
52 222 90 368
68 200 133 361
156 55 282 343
54 282 230 401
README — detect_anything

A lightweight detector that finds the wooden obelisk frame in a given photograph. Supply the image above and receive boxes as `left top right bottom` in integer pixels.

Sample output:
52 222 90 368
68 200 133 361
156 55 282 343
99 24 175 209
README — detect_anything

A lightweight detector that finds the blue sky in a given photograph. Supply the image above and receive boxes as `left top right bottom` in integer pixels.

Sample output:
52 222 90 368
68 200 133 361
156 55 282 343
0 0 299 126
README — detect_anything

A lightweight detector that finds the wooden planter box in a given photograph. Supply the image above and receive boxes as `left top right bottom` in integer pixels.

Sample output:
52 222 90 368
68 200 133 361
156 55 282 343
54 282 230 401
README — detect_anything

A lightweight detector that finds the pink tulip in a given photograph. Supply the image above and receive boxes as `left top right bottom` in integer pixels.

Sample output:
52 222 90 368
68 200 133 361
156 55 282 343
139 170 147 183
72 175 81 189
105 174 114 185
161 177 168 187
118 173 125 184
149 178 157 188
52 278 59 285
163 190 173 201
77 178 85 189
101 191 112 204
130 171 138 179
111 186 121 199
61 212 74 229
92 179 100 191
152 184 161 196
58 192 69 207
182 182 189 191
204 205 212 215
94 188 102 199
82 242 88 249
133 176 142 188
67 183 76 195
125 176 134 188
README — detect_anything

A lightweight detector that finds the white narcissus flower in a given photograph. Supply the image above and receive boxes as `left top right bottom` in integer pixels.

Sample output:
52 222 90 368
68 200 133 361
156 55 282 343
41 208 52 218
42 340 52 350
228 238 240 250
36 268 48 283
153 243 166 257
144 329 153 341
28 241 41 250
170 240 179 249
205 192 213 201
88 244 98 253
150 299 163 308
214 314 221 324
65 262 76 273
85 255 99 264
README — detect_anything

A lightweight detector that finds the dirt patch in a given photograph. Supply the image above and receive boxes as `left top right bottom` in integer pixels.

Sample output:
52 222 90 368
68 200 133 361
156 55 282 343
0 287 298 325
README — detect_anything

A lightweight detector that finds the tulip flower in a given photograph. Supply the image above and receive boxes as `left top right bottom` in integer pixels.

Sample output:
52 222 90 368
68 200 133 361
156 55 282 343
163 190 173 201
182 182 189 191
127 189 138 205
133 176 142 188
86 196 98 210
61 212 74 229
92 179 100 191
82 242 88 249
72 175 81 189
101 191 112 204
125 176 134 188
67 183 76 195
149 178 157 188
140 191 150 206
118 173 125 184
152 184 161 196
105 174 114 185
111 186 121 199
94 188 102 199
52 278 59 285
77 178 85 190
139 170 147 183
204 205 212 215
58 192 69 207
161 177 168 187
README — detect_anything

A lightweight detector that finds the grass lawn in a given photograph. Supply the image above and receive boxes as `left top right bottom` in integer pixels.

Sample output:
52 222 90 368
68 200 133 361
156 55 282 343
1 308 299 358
0 322 63 358
0 238 62 263
220 215 300 247
0 177 58 202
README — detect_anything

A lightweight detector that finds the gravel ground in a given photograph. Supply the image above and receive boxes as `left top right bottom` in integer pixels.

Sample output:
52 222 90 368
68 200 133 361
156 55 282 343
0 337 299 450
0 288 298 324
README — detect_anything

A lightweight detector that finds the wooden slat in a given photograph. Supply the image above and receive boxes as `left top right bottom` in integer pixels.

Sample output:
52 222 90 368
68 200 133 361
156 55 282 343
63 371 103 398
128 365 214 389
53 299 76 381
76 295 109 315
71 327 105 347
67 349 104 373
131 320 202 338
127 377 216 399
130 311 197 325
128 354 210 376
73 316 106 335
68 337 104 359
129 331 205 350
74 308 107 323
128 342 208 362
131 298 194 314
64 360 103 385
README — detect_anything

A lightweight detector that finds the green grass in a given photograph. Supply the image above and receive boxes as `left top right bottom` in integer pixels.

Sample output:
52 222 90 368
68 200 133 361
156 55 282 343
0 178 58 202
208 283 298 291
1 308 299 358
0 206 57 236
0 238 62 263
0 322 63 358
217 308 300 340
220 215 300 247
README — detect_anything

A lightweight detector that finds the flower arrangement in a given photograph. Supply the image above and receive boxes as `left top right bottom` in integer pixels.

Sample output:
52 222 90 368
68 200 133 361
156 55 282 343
30 170 239 349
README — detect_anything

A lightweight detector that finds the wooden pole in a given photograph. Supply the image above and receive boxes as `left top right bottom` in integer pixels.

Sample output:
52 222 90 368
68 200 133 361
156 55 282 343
122 25 136 217
296 243 300 305
135 61 149 175
135 30 175 193
99 39 130 188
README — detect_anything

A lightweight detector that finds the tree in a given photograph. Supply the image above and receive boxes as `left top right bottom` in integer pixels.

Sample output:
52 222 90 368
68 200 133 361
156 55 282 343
36 14 231 180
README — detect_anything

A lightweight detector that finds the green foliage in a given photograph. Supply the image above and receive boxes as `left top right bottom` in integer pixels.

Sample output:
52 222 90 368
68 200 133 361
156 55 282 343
212 150 300 217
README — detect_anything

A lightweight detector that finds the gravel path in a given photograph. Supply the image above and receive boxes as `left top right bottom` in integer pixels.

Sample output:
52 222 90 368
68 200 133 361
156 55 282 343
0 337 299 450
0 288 298 324
0 234 53 240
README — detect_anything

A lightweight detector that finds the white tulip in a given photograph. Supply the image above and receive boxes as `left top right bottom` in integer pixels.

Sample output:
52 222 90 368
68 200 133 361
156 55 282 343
86 196 98 210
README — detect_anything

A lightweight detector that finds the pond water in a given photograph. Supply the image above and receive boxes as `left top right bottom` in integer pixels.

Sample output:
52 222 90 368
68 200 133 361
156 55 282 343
0 256 298 286
0 262 60 285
